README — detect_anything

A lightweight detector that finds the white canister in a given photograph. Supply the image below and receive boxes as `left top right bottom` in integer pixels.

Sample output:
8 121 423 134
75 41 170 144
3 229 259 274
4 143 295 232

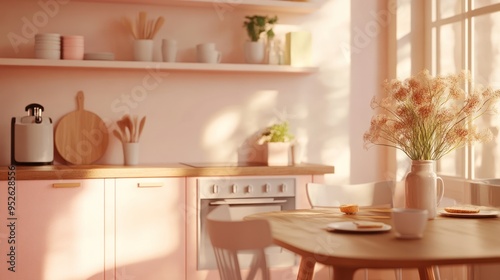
133 39 154 61
123 142 140 165
162 39 177 62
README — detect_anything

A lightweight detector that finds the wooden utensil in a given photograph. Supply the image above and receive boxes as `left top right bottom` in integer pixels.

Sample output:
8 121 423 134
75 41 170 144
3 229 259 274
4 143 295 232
138 116 146 141
123 114 134 142
117 118 129 142
150 16 165 39
138 11 147 39
55 91 109 164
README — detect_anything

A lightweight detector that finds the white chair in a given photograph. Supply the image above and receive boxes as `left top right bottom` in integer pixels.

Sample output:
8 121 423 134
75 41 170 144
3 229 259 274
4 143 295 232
206 204 272 280
306 181 398 280
307 181 395 209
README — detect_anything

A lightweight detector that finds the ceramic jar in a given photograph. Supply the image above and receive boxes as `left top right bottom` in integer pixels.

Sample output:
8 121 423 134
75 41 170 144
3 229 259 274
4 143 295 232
405 160 444 219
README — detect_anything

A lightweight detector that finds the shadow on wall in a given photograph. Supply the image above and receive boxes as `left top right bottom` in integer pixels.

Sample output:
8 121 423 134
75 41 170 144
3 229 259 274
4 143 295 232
237 130 267 164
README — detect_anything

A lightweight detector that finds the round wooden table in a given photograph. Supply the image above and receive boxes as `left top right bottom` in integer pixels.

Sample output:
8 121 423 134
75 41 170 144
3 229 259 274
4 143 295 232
247 208 500 280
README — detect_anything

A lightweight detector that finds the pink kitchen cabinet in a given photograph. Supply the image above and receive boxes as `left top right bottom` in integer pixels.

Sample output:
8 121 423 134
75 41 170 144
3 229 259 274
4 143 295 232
0 179 106 280
113 177 186 280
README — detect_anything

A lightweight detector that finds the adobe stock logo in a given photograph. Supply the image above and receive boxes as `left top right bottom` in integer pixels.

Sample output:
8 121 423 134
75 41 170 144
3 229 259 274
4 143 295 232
339 2 397 60
7 0 70 53
211 0 243 20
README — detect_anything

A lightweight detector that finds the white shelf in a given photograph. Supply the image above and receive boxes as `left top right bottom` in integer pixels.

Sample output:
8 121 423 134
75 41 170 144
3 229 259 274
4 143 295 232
0 58 317 74
75 0 320 13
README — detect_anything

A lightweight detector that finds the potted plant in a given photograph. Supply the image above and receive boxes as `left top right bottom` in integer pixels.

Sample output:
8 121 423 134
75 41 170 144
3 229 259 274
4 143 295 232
243 15 278 64
258 121 294 166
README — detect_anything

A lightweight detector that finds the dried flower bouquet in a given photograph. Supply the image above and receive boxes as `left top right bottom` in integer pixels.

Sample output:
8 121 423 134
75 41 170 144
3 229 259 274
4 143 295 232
363 69 500 160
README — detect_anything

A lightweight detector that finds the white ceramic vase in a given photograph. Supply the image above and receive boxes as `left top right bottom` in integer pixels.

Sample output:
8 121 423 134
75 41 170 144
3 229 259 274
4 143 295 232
267 142 291 166
244 41 265 64
404 160 444 219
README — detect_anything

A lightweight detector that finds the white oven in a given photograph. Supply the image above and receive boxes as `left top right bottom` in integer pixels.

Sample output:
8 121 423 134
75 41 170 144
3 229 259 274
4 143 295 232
197 177 296 270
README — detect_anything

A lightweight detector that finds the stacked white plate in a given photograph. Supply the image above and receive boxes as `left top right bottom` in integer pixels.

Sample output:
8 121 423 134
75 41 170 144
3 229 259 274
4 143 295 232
62 35 84 60
34 33 61 60
84 52 115 61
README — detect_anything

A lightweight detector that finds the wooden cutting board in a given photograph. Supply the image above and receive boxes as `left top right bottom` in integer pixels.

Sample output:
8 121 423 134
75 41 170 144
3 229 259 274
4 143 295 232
55 91 109 164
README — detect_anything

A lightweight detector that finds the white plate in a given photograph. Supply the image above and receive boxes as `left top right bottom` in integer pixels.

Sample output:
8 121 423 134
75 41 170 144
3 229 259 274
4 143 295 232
439 210 499 218
326 221 392 233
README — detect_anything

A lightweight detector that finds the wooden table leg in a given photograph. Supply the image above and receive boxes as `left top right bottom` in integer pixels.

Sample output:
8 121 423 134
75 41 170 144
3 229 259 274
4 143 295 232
297 257 316 280
332 267 356 280
418 266 436 280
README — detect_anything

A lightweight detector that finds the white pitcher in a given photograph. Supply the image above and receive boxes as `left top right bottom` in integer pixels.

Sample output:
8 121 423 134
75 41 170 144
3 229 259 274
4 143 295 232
405 160 444 219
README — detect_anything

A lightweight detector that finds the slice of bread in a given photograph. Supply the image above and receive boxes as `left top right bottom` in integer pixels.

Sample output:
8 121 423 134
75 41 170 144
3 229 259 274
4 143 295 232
353 221 384 229
444 206 480 214
340 204 359 214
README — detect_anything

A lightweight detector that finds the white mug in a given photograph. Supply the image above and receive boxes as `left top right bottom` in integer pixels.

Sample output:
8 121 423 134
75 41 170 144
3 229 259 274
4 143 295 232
197 43 221 63
162 39 177 62
392 208 428 239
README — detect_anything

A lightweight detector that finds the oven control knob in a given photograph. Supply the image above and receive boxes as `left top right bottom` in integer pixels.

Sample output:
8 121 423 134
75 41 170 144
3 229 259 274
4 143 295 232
212 184 219 194
246 185 253 193
280 183 287 193
232 184 238 193
264 183 271 193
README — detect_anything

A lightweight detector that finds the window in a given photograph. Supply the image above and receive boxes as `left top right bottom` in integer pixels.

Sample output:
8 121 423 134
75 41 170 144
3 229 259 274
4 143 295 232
425 0 500 180
393 0 500 182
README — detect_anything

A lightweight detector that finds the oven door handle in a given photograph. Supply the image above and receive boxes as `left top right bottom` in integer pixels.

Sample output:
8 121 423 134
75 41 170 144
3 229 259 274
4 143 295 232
209 199 289 205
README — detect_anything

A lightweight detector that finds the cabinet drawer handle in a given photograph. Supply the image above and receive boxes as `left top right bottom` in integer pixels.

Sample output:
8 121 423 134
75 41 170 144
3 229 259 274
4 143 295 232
137 182 164 188
52 183 81 188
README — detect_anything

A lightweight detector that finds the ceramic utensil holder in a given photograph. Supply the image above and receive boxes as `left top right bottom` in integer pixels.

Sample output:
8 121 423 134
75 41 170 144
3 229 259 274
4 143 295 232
123 142 139 165
133 39 154 61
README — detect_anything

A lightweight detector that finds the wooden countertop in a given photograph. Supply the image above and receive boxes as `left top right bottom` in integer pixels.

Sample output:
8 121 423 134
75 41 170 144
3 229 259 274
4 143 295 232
0 163 334 180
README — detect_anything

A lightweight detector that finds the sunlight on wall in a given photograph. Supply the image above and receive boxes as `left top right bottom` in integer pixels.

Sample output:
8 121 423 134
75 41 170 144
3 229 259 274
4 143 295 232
312 0 352 183
396 0 411 76
201 90 279 163
203 107 242 161
196 0 392 183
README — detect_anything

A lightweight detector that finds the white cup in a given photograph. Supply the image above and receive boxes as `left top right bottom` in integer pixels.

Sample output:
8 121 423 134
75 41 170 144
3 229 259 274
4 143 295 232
133 39 154 61
392 208 428 239
123 142 139 165
197 43 221 63
162 39 177 62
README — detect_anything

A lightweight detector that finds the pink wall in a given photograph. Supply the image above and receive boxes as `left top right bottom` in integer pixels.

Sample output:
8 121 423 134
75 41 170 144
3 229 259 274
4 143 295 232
0 0 389 184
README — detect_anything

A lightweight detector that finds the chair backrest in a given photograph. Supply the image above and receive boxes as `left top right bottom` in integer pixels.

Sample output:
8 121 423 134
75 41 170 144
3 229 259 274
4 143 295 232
306 181 395 208
206 205 272 280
